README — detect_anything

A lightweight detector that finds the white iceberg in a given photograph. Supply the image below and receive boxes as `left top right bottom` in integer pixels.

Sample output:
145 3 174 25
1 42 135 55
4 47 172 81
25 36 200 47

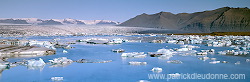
27 58 45 67
151 67 163 72
129 61 147 65
209 61 220 64
51 77 63 81
63 50 68 53
121 52 146 58
49 57 73 66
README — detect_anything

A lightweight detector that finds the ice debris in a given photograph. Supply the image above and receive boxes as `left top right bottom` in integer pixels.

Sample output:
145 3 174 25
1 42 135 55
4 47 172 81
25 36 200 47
151 67 163 73
51 77 63 81
121 52 146 58
167 60 183 64
129 61 147 65
27 58 45 67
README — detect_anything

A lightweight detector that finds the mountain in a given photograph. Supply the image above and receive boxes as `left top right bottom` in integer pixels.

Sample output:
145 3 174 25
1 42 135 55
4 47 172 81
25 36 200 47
80 20 119 25
38 19 63 25
0 18 119 25
0 19 29 24
119 7 250 32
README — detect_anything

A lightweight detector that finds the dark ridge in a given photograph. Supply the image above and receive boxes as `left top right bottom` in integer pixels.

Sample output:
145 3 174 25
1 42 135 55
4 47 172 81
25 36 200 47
119 7 250 33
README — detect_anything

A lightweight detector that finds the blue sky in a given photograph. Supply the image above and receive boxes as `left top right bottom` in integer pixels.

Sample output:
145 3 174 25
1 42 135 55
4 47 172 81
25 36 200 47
0 0 249 22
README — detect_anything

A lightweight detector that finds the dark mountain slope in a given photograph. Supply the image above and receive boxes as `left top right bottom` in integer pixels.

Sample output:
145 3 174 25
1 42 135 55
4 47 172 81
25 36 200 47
120 7 250 32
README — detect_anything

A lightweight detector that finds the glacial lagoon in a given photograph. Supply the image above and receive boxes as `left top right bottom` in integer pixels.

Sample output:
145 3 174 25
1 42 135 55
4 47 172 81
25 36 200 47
0 35 250 82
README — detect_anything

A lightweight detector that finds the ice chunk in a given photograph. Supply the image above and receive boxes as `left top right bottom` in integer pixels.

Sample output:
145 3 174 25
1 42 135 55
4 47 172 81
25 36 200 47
156 48 173 55
209 61 220 64
51 77 63 81
167 60 183 64
63 50 68 53
246 59 250 62
49 57 73 67
235 61 240 65
198 56 209 61
180 45 200 48
221 61 228 63
196 52 207 55
76 59 112 63
129 61 147 65
112 48 125 53
27 58 45 67
175 48 192 51
108 38 124 44
137 80 150 82
151 67 163 72
210 58 217 61
121 52 146 58
167 40 177 44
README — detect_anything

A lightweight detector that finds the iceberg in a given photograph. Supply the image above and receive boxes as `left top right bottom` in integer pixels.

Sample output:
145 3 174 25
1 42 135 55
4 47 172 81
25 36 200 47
209 61 220 64
49 57 73 67
51 77 63 81
121 52 146 58
235 61 240 65
151 67 163 72
27 58 45 67
198 56 210 61
129 61 147 65
112 48 125 53
167 60 183 64
63 50 68 53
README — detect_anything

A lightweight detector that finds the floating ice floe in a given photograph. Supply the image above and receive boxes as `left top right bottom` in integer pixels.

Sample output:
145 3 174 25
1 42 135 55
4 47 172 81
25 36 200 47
112 48 125 53
221 61 228 63
235 61 241 65
196 52 208 56
49 57 73 67
150 40 165 43
148 48 174 57
167 40 177 44
121 52 146 58
157 48 173 55
63 45 73 49
85 38 125 44
129 61 147 65
167 60 183 64
209 61 220 64
151 67 163 72
108 38 124 44
165 35 250 50
175 48 192 51
158 55 173 60
27 58 45 67
246 59 250 62
218 50 249 56
137 80 150 82
210 58 217 61
198 56 210 61
63 50 68 53
176 41 185 45
75 59 112 63
180 45 200 48
51 77 63 81
28 40 56 50
200 49 215 53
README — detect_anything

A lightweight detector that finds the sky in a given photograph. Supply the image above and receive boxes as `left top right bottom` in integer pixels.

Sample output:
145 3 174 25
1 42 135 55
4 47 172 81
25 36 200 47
0 0 249 22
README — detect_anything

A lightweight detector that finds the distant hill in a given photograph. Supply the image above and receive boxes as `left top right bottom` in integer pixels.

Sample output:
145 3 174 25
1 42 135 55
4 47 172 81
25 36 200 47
0 18 119 25
119 7 250 32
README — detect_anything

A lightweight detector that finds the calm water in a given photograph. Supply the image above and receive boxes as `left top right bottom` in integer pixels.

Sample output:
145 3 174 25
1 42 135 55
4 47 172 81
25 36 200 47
0 35 249 82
